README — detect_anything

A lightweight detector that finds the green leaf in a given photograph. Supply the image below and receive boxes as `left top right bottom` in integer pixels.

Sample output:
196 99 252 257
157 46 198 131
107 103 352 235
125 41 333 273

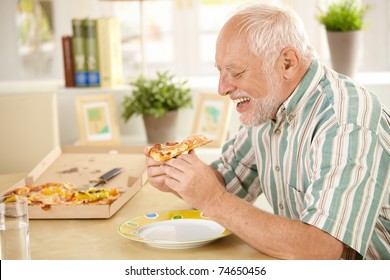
316 0 371 31
121 71 193 122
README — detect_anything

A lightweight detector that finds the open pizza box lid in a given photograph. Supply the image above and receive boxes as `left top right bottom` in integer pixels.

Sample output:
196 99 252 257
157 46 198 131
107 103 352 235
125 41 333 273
1 145 148 219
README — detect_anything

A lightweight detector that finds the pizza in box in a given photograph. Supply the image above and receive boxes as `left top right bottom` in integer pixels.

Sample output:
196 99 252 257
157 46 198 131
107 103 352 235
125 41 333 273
3 182 121 211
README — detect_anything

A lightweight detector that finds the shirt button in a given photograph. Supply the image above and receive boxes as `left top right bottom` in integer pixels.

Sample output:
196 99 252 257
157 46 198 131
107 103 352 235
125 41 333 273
275 129 281 135
288 115 294 122
275 165 280 172
279 203 284 210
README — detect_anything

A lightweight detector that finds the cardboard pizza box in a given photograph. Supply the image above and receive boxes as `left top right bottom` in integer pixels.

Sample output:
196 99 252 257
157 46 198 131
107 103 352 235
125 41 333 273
1 145 147 219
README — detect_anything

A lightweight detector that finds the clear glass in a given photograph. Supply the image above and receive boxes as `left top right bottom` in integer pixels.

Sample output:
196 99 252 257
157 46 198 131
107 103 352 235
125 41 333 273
0 195 31 260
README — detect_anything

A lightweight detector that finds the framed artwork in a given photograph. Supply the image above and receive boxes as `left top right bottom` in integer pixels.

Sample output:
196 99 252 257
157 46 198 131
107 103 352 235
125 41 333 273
192 93 232 147
75 94 120 145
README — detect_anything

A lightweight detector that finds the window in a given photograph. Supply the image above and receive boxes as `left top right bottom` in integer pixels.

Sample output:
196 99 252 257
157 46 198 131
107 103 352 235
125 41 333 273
112 0 175 77
111 0 248 78
110 0 390 79
16 0 54 76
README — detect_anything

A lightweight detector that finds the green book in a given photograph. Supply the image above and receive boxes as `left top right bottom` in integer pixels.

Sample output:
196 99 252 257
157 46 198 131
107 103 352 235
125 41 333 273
84 18 100 87
72 19 88 87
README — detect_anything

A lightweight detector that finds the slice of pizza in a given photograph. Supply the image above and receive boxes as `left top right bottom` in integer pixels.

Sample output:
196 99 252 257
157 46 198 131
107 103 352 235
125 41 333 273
148 134 212 161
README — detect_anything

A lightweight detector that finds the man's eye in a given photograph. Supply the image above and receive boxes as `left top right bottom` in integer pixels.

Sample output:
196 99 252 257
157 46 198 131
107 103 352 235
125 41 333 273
231 71 243 78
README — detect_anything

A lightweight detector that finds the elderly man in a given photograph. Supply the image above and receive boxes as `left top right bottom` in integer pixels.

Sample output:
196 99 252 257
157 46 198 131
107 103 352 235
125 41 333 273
144 1 389 259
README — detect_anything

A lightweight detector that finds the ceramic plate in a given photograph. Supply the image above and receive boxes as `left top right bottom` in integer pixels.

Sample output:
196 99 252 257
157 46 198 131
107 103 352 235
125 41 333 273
118 210 230 249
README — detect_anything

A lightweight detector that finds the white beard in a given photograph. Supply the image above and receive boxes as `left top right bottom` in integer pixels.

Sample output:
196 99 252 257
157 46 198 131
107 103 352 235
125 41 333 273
240 73 284 127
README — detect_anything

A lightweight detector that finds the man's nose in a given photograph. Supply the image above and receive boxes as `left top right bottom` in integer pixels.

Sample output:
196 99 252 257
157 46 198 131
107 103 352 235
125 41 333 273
218 74 235 96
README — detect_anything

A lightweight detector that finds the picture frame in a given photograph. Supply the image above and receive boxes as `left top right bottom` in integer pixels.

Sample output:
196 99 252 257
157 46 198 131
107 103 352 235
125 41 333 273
75 94 120 145
192 93 232 147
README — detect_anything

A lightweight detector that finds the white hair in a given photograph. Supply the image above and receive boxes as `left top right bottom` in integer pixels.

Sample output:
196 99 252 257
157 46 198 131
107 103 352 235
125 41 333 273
233 1 317 73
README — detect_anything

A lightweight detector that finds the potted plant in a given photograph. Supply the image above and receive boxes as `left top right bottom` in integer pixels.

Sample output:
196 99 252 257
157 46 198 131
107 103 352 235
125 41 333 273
121 71 192 143
316 0 371 77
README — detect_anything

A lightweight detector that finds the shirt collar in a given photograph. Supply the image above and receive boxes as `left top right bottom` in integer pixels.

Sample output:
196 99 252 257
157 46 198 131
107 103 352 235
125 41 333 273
275 60 324 124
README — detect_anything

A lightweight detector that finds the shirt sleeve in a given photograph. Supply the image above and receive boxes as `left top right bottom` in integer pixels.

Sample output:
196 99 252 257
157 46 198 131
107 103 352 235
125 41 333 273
211 126 261 203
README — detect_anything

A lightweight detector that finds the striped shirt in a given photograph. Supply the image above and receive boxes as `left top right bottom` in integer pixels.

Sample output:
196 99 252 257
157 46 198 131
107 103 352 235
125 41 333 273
211 60 390 259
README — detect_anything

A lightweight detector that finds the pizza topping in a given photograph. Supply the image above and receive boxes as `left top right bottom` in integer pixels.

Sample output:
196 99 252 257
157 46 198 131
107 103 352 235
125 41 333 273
4 182 121 209
148 134 212 161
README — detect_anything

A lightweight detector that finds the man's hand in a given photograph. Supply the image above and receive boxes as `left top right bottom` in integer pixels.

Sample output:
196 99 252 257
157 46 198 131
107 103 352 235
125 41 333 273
161 149 227 211
144 146 172 193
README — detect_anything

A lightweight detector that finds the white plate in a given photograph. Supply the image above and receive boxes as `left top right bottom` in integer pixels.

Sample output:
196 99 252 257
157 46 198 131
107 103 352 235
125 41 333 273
118 210 230 249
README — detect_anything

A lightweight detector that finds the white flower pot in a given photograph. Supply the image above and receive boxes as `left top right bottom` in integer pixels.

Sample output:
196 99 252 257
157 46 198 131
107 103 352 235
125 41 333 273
326 30 363 78
143 110 178 144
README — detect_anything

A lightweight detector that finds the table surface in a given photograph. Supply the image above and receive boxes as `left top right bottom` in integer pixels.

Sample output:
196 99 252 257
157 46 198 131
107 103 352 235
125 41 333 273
0 172 273 260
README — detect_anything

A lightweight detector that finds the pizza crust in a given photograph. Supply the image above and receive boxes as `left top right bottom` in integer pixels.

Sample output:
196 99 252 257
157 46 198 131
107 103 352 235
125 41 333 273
148 134 212 161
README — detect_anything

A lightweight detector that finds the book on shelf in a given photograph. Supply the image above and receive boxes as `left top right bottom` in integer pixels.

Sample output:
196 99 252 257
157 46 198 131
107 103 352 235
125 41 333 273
66 17 123 88
84 18 100 87
61 35 75 88
72 18 88 87
97 17 123 88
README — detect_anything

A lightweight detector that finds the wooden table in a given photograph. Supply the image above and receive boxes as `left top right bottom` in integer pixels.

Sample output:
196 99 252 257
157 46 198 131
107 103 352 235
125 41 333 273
0 172 273 260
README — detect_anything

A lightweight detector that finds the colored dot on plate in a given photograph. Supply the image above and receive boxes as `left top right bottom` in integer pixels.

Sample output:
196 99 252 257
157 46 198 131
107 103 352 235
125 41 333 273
145 213 158 219
126 221 138 227
172 215 183 219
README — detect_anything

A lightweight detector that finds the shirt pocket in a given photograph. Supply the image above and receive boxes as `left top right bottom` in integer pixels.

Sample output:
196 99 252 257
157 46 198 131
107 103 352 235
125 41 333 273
286 183 305 216
288 183 303 193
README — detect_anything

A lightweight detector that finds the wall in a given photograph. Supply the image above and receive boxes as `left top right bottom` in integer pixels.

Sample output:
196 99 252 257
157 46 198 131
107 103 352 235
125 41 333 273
0 92 59 173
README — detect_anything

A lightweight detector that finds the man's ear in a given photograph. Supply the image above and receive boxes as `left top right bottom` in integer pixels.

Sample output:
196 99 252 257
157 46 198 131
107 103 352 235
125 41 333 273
279 47 300 80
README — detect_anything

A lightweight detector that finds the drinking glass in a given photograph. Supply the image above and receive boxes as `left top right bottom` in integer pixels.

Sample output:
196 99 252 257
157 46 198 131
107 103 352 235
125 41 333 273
0 195 31 260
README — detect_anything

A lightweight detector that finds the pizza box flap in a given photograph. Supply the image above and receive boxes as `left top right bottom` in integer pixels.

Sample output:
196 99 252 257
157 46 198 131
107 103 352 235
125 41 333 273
3 145 147 219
